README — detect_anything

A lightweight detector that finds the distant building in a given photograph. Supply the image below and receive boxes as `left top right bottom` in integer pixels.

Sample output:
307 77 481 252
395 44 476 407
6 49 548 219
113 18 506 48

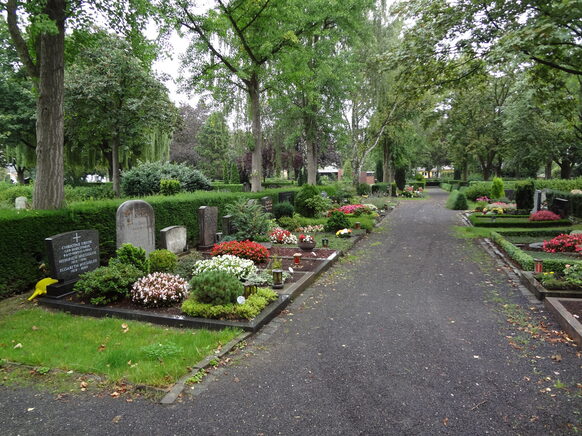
416 166 454 179
318 166 375 184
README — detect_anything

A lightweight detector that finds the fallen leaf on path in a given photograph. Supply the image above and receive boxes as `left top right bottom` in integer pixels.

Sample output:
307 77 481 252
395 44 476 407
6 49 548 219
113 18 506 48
27 408 34 412
551 354 562 362
112 415 122 423
442 418 449 426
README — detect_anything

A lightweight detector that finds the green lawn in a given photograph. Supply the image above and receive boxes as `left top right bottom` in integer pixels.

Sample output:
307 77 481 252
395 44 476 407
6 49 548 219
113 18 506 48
0 307 240 387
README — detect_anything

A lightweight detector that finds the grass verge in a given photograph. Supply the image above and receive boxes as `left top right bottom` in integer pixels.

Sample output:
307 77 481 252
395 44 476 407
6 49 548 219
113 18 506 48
0 306 241 388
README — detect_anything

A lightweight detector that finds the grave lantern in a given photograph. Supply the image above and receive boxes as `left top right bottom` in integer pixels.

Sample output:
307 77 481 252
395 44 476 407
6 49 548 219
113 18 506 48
243 282 257 297
272 269 284 289
534 259 543 274
321 237 329 248
293 253 302 265
354 222 361 230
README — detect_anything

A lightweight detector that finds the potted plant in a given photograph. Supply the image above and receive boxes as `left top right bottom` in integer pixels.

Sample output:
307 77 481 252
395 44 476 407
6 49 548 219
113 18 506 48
297 234 316 251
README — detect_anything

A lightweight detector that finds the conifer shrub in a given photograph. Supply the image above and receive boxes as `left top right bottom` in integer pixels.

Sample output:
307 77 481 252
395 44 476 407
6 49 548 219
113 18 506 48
324 210 352 232
109 243 150 274
294 184 320 217
149 249 178 273
74 263 143 305
189 271 243 305
491 177 504 199
272 201 294 219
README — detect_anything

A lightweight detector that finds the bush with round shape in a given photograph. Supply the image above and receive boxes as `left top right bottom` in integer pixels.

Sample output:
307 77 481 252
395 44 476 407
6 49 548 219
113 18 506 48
189 270 243 305
192 254 257 280
273 201 294 219
121 161 211 196
109 243 149 274
131 272 189 307
160 179 181 196
446 191 468 210
149 249 178 273
294 184 319 217
278 215 301 231
324 210 351 232
529 210 561 222
357 183 371 196
491 177 504 199
211 240 269 264
74 263 143 305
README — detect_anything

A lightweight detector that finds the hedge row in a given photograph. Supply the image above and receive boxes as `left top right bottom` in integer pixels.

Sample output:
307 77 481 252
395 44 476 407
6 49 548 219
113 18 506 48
469 215 571 228
0 188 299 299
546 190 582 218
491 232 575 273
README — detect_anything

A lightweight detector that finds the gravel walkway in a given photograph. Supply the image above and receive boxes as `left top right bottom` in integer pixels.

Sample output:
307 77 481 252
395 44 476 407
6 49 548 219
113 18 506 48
1 188 580 435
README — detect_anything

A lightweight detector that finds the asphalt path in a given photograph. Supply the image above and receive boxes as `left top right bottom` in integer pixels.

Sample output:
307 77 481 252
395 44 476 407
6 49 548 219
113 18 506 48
1 188 580 435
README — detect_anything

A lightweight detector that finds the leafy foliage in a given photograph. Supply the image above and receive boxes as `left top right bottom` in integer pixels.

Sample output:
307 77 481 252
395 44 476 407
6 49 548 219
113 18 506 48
159 179 181 196
225 198 272 242
148 249 178 274
272 202 295 219
109 244 149 274
324 211 351 232
74 263 143 305
294 184 320 217
446 191 468 210
491 177 504 199
189 271 243 306
181 288 278 320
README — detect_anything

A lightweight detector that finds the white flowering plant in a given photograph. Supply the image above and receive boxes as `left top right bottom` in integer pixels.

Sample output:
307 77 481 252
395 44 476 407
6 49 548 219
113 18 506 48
192 255 257 280
130 272 189 307
269 227 298 244
296 224 324 233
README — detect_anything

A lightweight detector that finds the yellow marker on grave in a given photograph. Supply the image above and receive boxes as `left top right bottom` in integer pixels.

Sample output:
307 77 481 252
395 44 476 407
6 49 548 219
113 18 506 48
28 278 58 301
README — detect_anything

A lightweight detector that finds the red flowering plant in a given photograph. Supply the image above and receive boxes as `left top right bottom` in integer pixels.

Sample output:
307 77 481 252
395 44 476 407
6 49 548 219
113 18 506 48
542 234 582 253
211 240 269 264
529 210 561 221
269 227 298 244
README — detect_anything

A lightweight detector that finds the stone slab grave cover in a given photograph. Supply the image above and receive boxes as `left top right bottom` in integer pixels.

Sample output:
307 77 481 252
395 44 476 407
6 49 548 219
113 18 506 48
160 226 187 253
198 206 218 248
116 200 155 253
45 229 100 297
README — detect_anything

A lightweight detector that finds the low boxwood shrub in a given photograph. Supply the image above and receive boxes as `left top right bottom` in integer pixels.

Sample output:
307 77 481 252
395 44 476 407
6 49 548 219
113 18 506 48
356 183 371 196
181 287 278 320
371 183 388 194
463 182 492 201
74 263 143 305
149 249 178 273
211 240 269 263
272 201 294 219
324 210 351 232
160 179 181 196
469 215 571 228
109 243 150 274
446 191 468 210
130 272 189 307
277 215 301 231
189 270 243 305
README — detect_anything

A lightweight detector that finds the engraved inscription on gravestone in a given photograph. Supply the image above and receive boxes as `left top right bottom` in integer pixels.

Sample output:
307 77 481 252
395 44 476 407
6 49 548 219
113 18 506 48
116 200 156 253
45 230 100 282
260 196 273 213
160 226 187 253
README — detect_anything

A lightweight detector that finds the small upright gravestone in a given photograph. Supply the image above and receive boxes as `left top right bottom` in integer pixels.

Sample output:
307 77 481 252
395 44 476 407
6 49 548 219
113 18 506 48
260 196 273 213
198 206 218 249
160 226 188 254
15 196 28 210
531 190 542 214
222 215 235 236
45 229 100 298
116 200 155 253
278 191 295 204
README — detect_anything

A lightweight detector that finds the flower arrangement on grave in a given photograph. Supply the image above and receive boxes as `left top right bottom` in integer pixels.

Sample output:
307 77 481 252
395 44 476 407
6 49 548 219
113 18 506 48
483 206 504 215
192 255 257 280
336 228 352 238
476 196 490 203
296 224 324 233
529 210 561 221
400 186 424 198
564 263 582 286
269 227 298 244
298 234 315 243
542 234 582 253
211 240 269 263
130 273 189 307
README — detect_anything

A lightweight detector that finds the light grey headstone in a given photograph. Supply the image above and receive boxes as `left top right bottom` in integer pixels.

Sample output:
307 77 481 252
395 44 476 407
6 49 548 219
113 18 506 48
15 196 27 210
531 190 542 214
45 230 100 282
198 206 218 248
116 200 155 253
160 226 187 253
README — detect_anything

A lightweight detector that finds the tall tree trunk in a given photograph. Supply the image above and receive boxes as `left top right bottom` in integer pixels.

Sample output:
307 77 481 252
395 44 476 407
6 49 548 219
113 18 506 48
545 160 553 179
248 74 263 192
111 138 120 197
461 160 468 182
16 166 26 184
382 139 393 183
32 0 66 209
560 159 572 179
305 110 318 185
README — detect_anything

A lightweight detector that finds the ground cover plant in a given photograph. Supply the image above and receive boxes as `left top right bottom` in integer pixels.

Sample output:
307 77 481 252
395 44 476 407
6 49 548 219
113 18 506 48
0 307 240 387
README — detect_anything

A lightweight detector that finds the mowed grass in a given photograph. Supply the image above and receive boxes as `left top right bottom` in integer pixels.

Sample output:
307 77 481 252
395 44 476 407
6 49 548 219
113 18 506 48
0 307 241 387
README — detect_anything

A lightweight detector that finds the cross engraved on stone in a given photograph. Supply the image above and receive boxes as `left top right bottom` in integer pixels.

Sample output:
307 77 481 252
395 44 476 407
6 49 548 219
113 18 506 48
72 233 81 243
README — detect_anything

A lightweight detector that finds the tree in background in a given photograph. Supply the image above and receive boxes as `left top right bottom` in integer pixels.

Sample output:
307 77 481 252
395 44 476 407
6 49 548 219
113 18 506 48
170 102 209 167
196 111 231 180
65 32 177 196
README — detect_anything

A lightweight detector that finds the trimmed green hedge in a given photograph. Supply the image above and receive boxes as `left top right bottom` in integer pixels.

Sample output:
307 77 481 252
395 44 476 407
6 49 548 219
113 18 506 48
491 232 575 273
469 215 571 227
0 188 299 299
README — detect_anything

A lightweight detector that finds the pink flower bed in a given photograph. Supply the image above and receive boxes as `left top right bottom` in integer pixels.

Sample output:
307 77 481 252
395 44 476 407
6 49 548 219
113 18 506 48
543 234 582 253
529 210 561 221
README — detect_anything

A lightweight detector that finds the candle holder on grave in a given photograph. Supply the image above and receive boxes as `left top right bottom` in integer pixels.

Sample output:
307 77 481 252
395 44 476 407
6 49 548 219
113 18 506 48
272 269 284 289
293 253 302 265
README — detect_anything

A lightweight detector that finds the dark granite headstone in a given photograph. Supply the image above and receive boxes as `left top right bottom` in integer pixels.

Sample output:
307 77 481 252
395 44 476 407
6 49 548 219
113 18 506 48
260 196 273 213
222 215 235 236
45 230 100 298
243 182 251 192
551 198 569 218
160 226 187 253
116 200 155 253
198 206 218 248
278 191 295 204
504 189 515 201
